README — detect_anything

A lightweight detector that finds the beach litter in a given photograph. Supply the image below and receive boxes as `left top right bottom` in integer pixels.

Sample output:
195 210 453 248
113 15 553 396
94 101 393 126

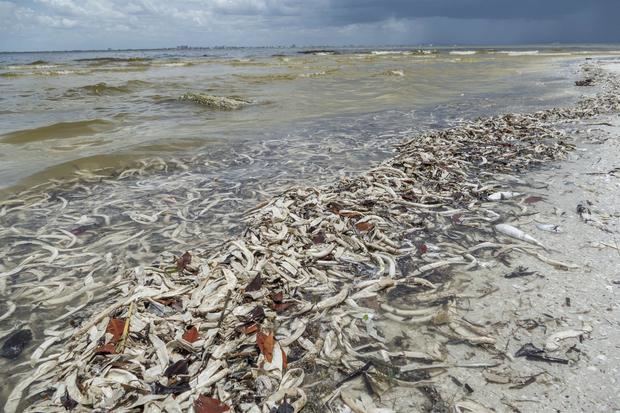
0 62 618 412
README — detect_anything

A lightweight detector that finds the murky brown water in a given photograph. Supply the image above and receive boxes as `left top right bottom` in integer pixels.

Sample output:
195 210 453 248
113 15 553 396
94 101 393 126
2 46 605 194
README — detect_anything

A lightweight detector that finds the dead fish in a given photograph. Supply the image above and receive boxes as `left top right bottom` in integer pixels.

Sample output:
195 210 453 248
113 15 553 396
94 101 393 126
495 223 545 248
487 191 521 201
1 329 32 359
535 223 562 233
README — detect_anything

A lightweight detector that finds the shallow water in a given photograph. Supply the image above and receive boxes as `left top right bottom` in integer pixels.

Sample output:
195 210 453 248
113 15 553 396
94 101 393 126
2 45 612 193
0 46 617 407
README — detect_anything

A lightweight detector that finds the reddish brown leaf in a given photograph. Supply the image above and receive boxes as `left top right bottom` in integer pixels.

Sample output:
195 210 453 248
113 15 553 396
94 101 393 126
256 331 275 362
524 196 544 204
193 395 230 413
94 342 116 355
338 210 362 218
281 348 288 369
245 274 262 292
355 221 374 232
418 244 428 254
271 291 284 303
176 251 192 271
156 297 183 311
106 318 125 343
270 302 294 313
182 326 199 343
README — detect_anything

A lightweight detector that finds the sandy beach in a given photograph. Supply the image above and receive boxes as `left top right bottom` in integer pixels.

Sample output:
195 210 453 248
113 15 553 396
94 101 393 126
2 58 620 413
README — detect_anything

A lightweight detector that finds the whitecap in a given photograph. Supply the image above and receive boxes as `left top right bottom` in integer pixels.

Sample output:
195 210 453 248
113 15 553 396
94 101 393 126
449 51 477 56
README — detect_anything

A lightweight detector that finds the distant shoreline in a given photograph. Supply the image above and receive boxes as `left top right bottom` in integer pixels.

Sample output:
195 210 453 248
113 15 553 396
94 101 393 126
3 42 620 54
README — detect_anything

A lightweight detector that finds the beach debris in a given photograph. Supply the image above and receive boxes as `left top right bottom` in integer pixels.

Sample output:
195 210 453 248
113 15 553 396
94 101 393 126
495 224 545 248
544 325 592 352
515 343 569 364
453 399 495 413
60 390 78 411
504 266 537 279
508 372 544 389
576 202 609 232
575 78 594 86
182 325 200 343
194 395 230 413
0 329 32 359
273 397 294 413
482 370 510 384
535 223 562 233
176 251 192 272
523 195 544 204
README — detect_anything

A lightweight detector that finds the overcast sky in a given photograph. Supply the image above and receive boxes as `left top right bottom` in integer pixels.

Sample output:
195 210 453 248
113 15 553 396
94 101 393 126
1 0 619 51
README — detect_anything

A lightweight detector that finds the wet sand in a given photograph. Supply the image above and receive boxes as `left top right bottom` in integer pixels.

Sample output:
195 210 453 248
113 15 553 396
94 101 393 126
374 113 620 412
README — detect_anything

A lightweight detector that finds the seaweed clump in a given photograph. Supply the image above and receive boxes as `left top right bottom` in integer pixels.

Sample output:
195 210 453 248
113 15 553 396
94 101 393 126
179 93 251 110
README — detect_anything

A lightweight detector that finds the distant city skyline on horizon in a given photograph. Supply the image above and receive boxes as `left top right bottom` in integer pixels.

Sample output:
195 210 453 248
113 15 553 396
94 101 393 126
1 0 619 53
4 42 620 55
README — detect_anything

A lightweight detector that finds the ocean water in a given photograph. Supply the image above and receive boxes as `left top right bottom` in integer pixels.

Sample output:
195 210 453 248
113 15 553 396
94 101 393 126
3 45 617 193
0 45 619 407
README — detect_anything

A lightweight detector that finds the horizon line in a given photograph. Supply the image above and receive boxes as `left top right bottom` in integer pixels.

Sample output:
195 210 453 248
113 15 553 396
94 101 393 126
2 41 620 54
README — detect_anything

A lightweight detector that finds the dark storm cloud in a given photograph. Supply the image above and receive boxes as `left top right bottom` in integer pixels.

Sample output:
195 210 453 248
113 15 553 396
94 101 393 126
1 0 619 51
323 0 608 23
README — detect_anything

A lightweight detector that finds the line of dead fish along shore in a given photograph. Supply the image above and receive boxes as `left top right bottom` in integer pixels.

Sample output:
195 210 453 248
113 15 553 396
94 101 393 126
14 63 620 413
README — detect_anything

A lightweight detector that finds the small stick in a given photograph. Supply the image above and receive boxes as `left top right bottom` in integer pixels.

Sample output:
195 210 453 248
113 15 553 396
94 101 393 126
116 301 134 353
335 361 373 388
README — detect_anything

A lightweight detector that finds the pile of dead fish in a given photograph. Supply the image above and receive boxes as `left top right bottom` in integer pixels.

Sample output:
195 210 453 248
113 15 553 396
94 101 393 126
7 63 620 412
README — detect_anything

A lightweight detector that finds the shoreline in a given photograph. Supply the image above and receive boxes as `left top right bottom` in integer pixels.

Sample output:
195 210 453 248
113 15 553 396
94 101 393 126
3 61 620 412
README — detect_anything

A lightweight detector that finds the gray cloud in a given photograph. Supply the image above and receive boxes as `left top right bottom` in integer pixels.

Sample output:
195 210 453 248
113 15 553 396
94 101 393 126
0 0 619 51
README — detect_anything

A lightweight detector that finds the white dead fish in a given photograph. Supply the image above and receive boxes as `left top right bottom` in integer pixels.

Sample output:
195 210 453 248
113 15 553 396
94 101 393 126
487 191 521 201
495 223 545 248
535 223 562 233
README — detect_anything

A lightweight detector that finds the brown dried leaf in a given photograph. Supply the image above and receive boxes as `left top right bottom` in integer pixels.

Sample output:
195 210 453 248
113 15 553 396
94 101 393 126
271 291 284 303
163 359 189 378
245 274 262 292
245 306 266 324
338 210 363 218
355 221 374 232
176 251 192 271
193 395 230 413
182 326 199 343
312 231 326 244
256 331 275 362
270 302 294 313
106 318 125 343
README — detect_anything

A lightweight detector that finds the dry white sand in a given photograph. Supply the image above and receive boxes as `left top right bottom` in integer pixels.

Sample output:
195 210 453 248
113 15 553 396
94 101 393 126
440 113 620 413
